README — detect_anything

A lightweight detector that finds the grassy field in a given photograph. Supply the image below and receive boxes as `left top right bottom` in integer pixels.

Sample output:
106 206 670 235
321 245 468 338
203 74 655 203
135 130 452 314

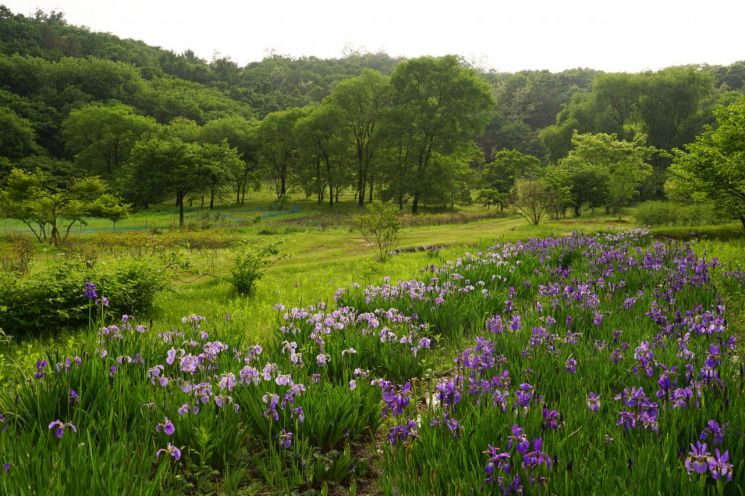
1 196 744 495
1 194 638 344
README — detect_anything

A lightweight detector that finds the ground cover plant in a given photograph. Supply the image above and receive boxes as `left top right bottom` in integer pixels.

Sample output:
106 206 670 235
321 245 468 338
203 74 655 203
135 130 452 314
0 228 743 495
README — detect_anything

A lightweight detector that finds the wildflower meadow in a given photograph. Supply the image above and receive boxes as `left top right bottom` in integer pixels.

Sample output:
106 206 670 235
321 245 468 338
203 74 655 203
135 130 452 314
0 229 743 495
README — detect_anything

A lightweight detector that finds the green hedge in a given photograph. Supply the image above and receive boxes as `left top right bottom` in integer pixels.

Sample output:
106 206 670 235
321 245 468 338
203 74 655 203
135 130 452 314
0 258 164 336
634 201 722 226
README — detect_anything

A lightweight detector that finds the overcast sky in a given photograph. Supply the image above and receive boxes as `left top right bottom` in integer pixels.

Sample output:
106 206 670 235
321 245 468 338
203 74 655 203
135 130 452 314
4 0 743 72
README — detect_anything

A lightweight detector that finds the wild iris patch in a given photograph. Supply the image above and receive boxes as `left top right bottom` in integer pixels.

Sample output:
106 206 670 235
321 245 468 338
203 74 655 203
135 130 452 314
0 229 743 494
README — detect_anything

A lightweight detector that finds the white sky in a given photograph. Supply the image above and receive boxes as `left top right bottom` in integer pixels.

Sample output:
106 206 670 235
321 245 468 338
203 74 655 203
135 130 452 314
4 0 744 72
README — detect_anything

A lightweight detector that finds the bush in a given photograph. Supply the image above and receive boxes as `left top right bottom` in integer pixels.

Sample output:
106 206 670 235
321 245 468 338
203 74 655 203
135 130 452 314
354 203 401 261
98 258 165 317
0 258 164 336
228 241 282 295
0 234 34 276
634 201 722 226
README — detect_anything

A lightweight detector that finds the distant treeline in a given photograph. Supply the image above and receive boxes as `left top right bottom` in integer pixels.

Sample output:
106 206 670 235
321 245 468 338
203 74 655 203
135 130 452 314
1 5 745 225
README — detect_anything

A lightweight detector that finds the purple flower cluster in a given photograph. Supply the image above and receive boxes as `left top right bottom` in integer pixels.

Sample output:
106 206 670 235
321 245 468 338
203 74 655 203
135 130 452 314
485 425 552 492
614 387 659 433
685 442 732 481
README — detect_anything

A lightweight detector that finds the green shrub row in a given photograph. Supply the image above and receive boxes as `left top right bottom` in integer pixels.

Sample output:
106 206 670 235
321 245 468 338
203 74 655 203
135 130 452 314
0 258 164 336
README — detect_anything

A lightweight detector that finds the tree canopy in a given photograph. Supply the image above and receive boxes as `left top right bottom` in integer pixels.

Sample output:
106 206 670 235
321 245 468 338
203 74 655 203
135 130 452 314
667 97 745 231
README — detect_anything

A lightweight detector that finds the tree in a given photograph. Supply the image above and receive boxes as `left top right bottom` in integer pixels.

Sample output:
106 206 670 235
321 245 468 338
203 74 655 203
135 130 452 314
539 68 713 198
557 132 653 216
328 69 390 206
667 97 745 231
511 178 552 225
257 107 308 198
161 116 200 142
476 188 504 209
199 141 244 209
0 106 38 159
294 103 348 207
91 193 130 231
541 167 573 220
389 56 493 213
124 137 203 227
201 116 259 205
0 168 126 245
63 103 156 177
482 149 540 210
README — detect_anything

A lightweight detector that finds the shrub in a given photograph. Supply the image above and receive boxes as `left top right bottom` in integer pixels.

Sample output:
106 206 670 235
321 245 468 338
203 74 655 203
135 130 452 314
0 258 164 336
98 258 165 317
634 201 722 226
228 241 282 295
0 234 34 276
354 203 401 261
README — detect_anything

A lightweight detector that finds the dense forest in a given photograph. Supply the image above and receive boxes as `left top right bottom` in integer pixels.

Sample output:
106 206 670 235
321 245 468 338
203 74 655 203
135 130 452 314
2 5 745 234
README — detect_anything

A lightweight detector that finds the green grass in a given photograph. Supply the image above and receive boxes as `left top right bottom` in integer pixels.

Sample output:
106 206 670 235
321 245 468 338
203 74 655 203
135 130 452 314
2 199 745 494
1 226 743 495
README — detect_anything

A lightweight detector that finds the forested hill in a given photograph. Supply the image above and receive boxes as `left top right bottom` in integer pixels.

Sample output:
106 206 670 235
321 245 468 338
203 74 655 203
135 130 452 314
0 6 404 116
2 4 745 222
0 6 604 163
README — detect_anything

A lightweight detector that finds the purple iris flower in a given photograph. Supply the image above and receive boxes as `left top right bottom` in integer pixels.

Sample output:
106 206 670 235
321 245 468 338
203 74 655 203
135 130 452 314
48 419 76 439
709 449 733 481
685 442 712 475
429 412 461 436
278 429 293 449
34 360 48 380
515 383 534 409
509 314 522 331
156 417 175 436
486 315 504 334
699 420 724 445
483 445 511 483
507 425 530 454
617 411 636 430
565 357 577 373
523 438 551 469
586 392 601 412
83 282 97 299
542 408 560 430
156 443 181 461
386 419 418 446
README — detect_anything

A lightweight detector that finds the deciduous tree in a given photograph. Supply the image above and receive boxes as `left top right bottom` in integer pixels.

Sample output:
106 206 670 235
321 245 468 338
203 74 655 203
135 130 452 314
389 56 493 213
667 97 745 231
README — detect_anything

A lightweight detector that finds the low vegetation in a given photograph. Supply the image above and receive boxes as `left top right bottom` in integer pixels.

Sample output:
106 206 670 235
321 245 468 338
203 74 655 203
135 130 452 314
1 228 743 494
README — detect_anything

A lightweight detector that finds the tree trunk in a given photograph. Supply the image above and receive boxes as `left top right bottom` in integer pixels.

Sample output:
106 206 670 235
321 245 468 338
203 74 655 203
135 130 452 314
574 205 581 217
326 162 334 208
368 174 374 203
179 198 185 227
357 169 366 207
739 212 745 232
412 193 420 214
177 192 185 228
50 222 59 246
